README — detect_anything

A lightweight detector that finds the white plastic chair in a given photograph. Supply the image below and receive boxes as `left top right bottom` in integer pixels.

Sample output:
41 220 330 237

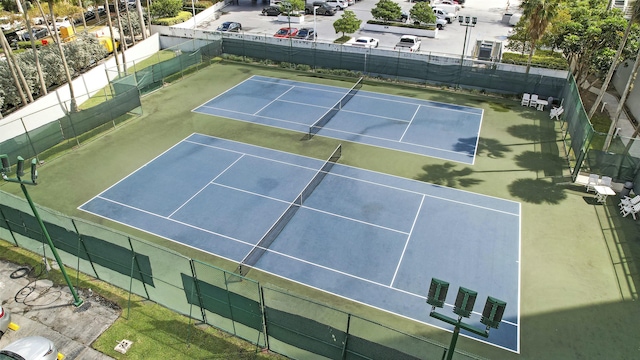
550 106 564 120
586 174 600 192
620 203 640 220
529 94 539 108
618 195 640 209
599 176 612 187
521 93 530 106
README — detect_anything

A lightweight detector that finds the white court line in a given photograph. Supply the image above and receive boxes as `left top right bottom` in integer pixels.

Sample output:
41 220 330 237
184 137 518 216
168 155 245 218
399 104 422 142
389 194 425 286
253 85 295 115
248 76 346 95
193 105 471 157
191 75 259 111
92 196 257 249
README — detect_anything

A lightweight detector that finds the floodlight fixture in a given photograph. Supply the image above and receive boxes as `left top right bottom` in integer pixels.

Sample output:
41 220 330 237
30 158 38 184
427 278 449 309
16 156 25 177
472 17 477 25
453 287 477 318
480 296 507 330
1 154 10 173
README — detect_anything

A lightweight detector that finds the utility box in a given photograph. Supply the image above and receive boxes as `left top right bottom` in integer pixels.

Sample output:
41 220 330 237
501 13 512 24
473 40 503 62
60 26 74 41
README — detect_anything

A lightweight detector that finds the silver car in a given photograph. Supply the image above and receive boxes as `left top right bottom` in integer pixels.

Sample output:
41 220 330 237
0 336 62 360
0 305 10 339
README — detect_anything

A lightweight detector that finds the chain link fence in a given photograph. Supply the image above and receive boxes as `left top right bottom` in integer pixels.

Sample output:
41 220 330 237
0 190 487 360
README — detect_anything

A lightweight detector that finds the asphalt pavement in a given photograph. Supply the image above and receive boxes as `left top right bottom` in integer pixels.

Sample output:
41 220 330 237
201 0 521 56
0 260 118 359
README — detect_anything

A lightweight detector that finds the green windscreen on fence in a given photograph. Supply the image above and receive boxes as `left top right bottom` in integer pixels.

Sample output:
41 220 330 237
0 186 488 360
221 37 566 96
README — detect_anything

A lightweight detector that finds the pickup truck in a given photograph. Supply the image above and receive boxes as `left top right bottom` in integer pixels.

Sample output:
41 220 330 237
394 35 421 52
433 7 456 23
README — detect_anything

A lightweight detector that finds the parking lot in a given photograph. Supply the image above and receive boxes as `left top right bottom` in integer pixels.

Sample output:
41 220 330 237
200 0 520 56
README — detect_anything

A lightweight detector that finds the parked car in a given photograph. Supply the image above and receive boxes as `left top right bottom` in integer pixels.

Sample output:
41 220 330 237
413 17 447 30
325 0 348 10
304 3 336 15
54 16 70 28
351 36 379 48
0 305 11 339
262 6 282 16
22 27 48 41
217 21 242 32
0 336 63 360
294 28 316 40
274 27 298 38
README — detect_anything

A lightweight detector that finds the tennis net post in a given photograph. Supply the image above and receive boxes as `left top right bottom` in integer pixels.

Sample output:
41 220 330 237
307 78 364 139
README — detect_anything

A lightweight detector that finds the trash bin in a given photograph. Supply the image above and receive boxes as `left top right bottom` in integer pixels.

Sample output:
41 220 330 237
620 181 634 198
502 13 513 24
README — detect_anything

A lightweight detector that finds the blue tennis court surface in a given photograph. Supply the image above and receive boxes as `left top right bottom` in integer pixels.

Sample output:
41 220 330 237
79 134 520 352
192 76 483 164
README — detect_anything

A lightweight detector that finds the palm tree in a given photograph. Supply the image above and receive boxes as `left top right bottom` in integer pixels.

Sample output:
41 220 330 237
20 0 48 97
44 0 79 112
589 2 640 119
135 0 147 39
105 0 122 74
604 47 640 151
0 30 29 106
520 0 560 73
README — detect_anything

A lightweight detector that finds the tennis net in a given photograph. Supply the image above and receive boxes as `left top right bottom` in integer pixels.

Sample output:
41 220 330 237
236 144 342 276
308 77 364 138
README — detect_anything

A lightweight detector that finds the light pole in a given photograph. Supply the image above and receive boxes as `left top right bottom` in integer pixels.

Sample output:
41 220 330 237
457 16 477 88
313 5 319 41
1 154 83 307
426 278 505 360
283 1 293 63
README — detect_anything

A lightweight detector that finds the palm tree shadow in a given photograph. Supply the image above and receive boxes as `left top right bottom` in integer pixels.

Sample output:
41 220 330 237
508 178 567 204
515 151 565 177
507 124 557 142
476 138 512 158
414 162 483 188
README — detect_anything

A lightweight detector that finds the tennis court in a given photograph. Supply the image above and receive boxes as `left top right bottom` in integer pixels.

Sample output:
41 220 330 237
79 133 520 352
192 76 483 164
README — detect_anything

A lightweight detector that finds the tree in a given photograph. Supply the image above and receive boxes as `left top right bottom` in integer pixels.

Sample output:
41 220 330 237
589 1 640 119
333 10 361 37
150 0 182 18
43 0 79 112
279 0 304 15
520 0 560 73
370 0 401 23
409 1 436 25
20 0 48 97
135 0 147 39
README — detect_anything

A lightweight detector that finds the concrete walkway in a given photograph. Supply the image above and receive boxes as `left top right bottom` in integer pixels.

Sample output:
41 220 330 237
588 86 636 141
0 261 118 359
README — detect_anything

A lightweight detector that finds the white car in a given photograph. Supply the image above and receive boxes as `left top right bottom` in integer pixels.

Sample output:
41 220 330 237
351 37 379 48
0 305 10 339
325 0 348 10
0 336 63 360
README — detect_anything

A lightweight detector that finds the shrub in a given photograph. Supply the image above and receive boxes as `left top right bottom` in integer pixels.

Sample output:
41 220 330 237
151 0 184 18
151 11 193 25
501 52 569 70
366 19 435 30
